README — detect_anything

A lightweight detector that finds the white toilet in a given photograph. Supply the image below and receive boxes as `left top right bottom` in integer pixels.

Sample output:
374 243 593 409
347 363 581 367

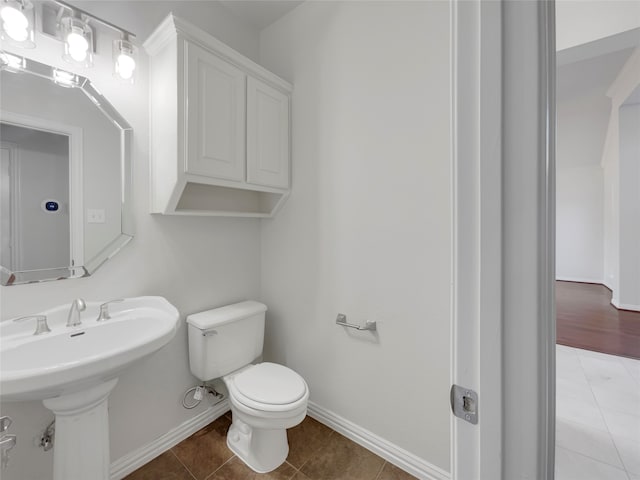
186 301 309 473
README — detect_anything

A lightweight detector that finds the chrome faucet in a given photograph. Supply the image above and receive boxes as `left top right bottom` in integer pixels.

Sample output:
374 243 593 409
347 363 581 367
66 298 86 327
14 315 51 335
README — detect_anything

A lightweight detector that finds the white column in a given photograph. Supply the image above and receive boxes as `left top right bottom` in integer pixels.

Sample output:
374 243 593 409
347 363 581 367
618 103 640 310
43 379 118 480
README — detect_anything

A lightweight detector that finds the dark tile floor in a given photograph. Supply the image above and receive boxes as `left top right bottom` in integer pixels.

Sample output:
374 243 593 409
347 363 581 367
125 412 417 480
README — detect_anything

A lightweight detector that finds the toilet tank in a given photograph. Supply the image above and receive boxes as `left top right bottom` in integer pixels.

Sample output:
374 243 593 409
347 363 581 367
186 301 267 381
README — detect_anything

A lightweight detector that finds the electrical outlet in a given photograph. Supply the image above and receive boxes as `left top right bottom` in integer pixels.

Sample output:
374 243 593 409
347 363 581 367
87 209 105 224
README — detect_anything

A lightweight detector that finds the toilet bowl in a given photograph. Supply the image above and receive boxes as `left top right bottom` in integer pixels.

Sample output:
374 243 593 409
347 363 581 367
186 301 309 473
223 362 309 472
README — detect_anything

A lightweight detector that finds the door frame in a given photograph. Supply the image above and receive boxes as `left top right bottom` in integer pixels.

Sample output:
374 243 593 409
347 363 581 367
450 1 556 478
0 141 21 269
0 111 84 269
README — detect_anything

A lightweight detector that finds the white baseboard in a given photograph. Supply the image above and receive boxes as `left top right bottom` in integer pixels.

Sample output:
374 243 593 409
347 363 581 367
556 276 603 285
307 401 450 480
610 298 640 312
110 399 230 480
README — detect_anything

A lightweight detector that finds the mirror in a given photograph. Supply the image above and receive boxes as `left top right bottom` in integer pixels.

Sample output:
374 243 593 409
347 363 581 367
0 54 133 285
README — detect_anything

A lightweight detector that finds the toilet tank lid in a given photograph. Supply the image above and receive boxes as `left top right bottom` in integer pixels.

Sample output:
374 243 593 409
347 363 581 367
187 301 267 330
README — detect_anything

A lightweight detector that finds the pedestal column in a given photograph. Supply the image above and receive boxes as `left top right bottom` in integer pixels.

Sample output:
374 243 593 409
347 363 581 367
43 379 118 480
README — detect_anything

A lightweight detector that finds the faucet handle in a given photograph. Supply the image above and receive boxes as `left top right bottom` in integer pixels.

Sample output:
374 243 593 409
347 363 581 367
96 299 124 322
13 315 51 335
0 417 12 433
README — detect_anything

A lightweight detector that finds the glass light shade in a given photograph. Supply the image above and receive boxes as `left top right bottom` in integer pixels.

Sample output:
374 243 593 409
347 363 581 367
60 16 93 67
113 38 137 83
0 0 35 48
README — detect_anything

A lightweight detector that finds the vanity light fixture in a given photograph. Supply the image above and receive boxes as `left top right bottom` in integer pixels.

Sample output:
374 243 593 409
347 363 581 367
51 0 136 74
113 35 137 83
60 15 93 67
1 0 137 83
0 0 35 48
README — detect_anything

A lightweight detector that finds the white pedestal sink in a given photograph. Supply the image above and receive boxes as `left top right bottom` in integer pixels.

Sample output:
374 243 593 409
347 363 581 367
0 296 179 480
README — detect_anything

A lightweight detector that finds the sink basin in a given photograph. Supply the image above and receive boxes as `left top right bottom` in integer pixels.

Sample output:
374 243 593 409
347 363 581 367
0 296 179 402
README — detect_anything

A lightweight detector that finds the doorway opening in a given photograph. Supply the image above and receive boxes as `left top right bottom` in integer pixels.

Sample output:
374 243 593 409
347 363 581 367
554 21 640 479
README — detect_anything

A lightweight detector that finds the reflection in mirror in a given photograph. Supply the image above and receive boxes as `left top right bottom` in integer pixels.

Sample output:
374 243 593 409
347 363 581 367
0 54 133 285
1 124 72 272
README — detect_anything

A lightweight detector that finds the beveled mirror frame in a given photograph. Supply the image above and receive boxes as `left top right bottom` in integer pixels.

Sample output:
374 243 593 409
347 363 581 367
0 53 133 286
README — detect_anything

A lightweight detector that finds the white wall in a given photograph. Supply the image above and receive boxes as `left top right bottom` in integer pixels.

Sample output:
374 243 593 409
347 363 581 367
555 86 609 283
617 102 640 309
0 3 262 480
259 1 451 473
556 0 640 51
602 48 640 302
556 167 604 283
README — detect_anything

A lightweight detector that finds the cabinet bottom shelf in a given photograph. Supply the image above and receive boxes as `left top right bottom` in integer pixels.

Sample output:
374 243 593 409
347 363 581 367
156 181 288 217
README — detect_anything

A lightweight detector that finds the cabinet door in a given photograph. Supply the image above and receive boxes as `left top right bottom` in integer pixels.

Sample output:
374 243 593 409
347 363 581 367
246 77 290 189
185 42 245 181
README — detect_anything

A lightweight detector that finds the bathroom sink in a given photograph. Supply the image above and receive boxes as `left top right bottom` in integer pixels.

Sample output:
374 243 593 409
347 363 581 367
0 296 179 402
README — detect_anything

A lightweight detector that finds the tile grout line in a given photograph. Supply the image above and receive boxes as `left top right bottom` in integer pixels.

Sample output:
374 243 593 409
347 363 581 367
294 427 337 477
373 460 387 480
556 446 630 475
168 448 198 480
557 441 630 473
575 351 634 476
203 454 237 480
285 461 301 480
558 347 629 475
296 455 312 476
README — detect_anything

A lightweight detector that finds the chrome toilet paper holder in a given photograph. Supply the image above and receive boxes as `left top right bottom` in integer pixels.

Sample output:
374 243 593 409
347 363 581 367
335 313 376 332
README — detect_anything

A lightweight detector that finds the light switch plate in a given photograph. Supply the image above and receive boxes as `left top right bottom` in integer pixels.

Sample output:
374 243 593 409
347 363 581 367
87 209 105 224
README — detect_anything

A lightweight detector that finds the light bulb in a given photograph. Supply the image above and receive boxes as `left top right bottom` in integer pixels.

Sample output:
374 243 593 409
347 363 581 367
61 18 92 66
1 6 28 30
116 53 135 79
1 5 28 42
68 44 87 61
4 23 27 41
113 38 137 83
66 29 88 62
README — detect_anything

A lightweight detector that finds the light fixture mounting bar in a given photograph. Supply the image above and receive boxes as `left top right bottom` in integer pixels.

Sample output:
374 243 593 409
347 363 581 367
49 0 135 39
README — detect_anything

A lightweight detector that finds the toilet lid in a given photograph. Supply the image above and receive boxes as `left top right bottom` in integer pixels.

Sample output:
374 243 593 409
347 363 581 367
233 363 307 406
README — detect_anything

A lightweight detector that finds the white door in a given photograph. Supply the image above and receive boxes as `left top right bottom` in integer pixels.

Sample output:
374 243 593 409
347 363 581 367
451 1 555 479
185 41 246 182
0 143 17 270
246 77 290 189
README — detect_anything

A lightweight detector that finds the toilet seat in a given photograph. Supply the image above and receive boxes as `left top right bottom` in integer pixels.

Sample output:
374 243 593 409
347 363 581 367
226 363 308 413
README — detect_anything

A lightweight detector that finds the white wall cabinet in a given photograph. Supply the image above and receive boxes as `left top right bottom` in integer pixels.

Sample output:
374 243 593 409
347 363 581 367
185 42 246 182
144 15 292 217
247 77 290 189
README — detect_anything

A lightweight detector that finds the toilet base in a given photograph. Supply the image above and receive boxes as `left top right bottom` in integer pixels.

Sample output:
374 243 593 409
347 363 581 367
226 417 289 473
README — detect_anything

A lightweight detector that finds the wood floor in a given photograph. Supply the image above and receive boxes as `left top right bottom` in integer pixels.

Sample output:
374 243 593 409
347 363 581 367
556 281 640 359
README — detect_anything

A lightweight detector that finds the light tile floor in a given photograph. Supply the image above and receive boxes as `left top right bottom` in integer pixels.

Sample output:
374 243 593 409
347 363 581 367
556 345 640 480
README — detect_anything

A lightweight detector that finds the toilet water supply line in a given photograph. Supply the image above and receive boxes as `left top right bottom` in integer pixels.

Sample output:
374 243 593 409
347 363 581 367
182 383 225 409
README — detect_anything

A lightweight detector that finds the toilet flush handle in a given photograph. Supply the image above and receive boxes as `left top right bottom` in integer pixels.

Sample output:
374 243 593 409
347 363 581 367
202 329 218 337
